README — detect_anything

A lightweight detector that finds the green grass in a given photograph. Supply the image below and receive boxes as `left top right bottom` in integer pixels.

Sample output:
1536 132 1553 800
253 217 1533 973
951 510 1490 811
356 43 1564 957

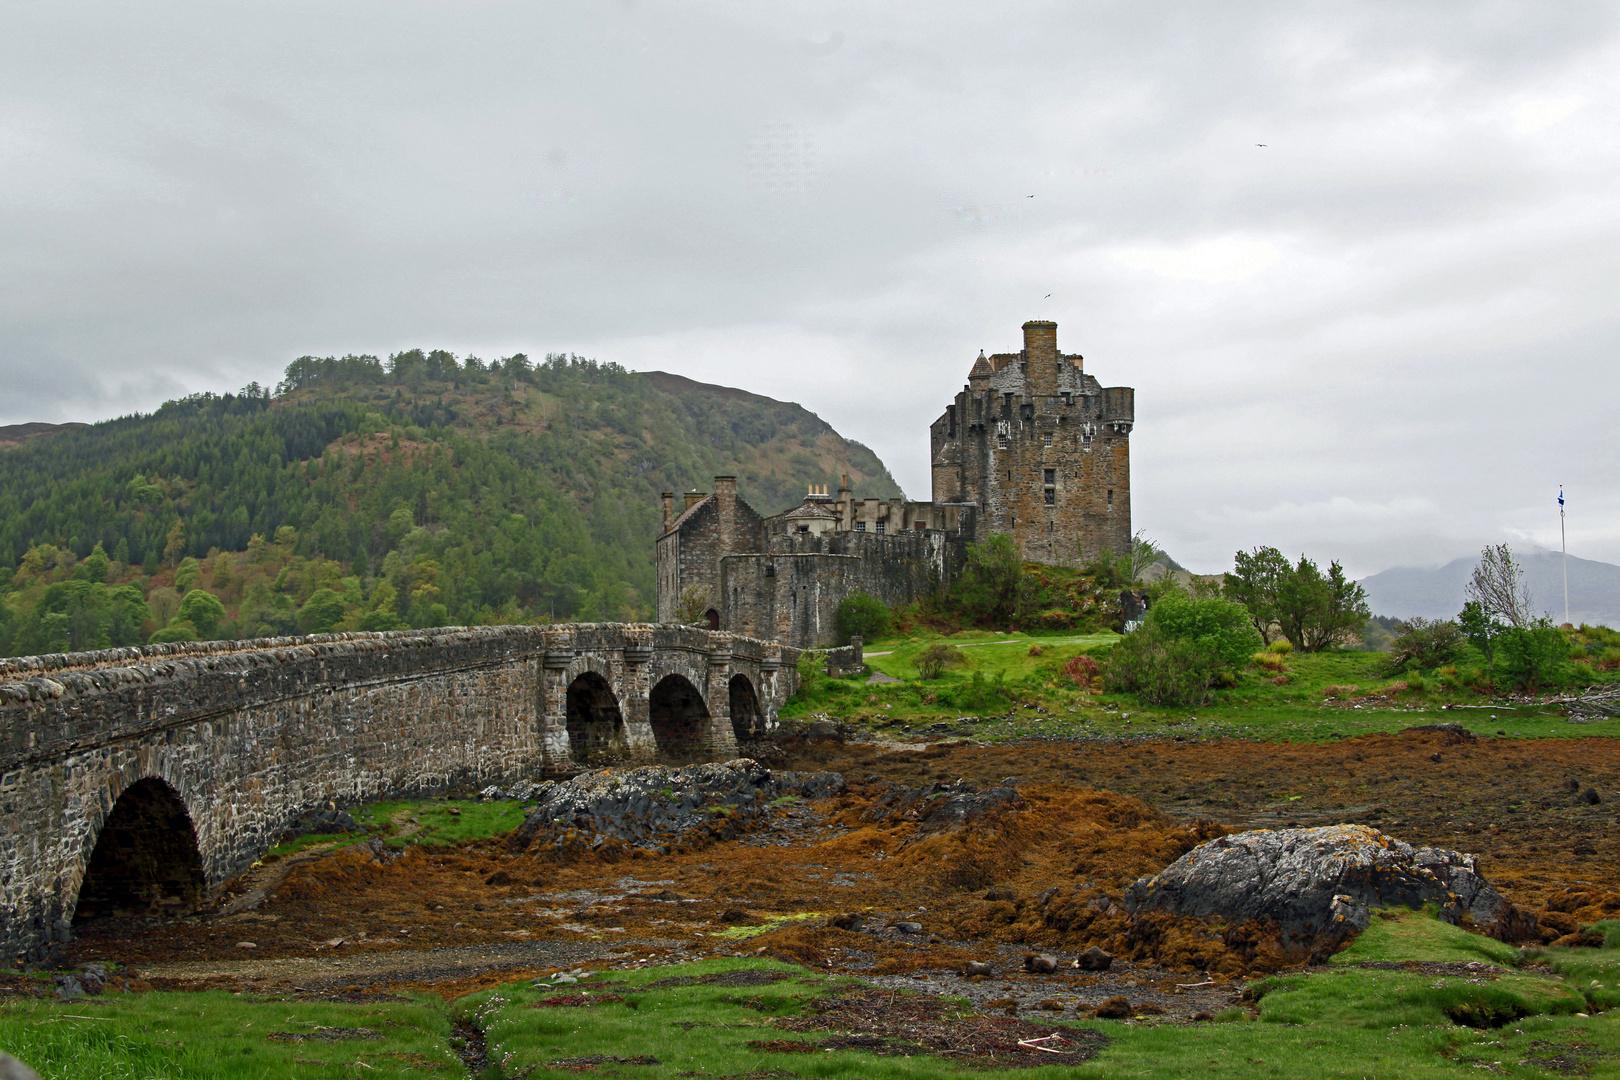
786 630 1616 743
1332 908 1520 967
12 950 1620 1079
0 988 452 1079
264 798 527 858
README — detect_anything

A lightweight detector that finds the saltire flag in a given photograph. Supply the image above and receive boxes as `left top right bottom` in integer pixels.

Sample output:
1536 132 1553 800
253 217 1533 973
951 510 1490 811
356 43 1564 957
1559 488 1565 507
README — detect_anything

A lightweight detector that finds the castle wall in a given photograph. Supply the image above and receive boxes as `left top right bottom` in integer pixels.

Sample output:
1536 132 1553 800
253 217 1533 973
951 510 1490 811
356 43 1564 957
655 479 767 623
720 530 954 648
929 321 1133 565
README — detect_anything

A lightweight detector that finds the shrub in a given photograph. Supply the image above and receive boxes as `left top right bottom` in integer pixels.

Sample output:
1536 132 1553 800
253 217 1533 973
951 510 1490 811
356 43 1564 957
1322 684 1359 700
916 642 964 680
1143 595 1262 672
1497 624 1571 692
1383 617 1465 674
149 620 199 644
1027 643 1043 657
835 592 891 646
1267 639 1294 655
1599 648 1620 670
1252 651 1286 671
1063 654 1100 685
1102 627 1222 707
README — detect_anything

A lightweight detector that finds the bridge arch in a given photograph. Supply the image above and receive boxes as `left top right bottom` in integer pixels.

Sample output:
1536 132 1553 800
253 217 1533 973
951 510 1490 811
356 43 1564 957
566 670 627 765
728 673 763 741
649 673 712 761
72 777 204 925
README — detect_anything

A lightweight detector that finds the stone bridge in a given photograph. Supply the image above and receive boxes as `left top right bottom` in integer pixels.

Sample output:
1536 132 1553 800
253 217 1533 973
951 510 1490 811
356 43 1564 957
0 623 802 961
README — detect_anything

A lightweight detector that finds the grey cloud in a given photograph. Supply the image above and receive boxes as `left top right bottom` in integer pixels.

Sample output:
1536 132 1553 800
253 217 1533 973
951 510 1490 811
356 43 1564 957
2 1 1617 577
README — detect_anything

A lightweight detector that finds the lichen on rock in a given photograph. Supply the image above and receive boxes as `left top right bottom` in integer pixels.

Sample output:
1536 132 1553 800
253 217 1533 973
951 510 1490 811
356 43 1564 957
1123 823 1536 958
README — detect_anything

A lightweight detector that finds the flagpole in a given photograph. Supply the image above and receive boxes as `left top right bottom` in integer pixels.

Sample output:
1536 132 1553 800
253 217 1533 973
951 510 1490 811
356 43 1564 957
1560 486 1569 627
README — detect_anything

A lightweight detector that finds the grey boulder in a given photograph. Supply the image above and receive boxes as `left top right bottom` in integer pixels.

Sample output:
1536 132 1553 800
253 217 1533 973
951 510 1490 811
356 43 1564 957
1123 824 1534 957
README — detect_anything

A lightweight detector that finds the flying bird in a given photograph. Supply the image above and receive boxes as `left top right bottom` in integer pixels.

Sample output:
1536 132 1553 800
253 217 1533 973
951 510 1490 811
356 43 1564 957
1255 143 1267 147
1044 293 1052 298
1027 194 1035 198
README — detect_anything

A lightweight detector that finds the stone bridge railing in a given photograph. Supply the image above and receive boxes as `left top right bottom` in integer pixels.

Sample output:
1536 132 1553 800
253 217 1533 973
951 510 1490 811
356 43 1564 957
0 623 802 961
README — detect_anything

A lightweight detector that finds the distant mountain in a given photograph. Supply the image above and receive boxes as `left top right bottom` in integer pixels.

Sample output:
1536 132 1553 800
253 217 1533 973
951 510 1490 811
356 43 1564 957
0 422 89 449
1360 551 1620 628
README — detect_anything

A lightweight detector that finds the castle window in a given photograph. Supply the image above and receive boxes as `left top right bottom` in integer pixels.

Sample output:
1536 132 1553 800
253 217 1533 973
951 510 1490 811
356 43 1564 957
797 525 809 533
764 564 775 577
997 434 1008 449
1003 392 1013 415
1043 468 1055 485
875 522 885 534
1043 431 1053 447
1044 488 1055 505
855 521 866 532
1062 391 1072 407
1107 488 1114 508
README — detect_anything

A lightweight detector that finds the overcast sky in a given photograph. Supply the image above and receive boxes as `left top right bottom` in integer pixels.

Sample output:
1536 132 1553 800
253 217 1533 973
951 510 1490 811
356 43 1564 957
3 2 1617 577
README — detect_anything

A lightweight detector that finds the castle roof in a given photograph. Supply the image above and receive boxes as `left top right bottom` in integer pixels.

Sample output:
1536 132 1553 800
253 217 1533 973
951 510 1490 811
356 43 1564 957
781 500 839 520
969 352 994 379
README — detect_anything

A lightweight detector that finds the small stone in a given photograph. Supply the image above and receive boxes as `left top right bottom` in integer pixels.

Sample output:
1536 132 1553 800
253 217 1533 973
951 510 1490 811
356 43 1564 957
235 941 257 950
1024 953 1059 974
552 974 577 985
1076 946 1113 971
1582 788 1602 805
0 1052 42 1080
720 908 750 924
962 961 994 977
51 975 84 1000
828 912 864 931
893 921 924 935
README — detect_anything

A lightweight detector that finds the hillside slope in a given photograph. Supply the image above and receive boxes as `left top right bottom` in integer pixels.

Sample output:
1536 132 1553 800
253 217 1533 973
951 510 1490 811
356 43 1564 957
0 351 902 652
1361 550 1620 628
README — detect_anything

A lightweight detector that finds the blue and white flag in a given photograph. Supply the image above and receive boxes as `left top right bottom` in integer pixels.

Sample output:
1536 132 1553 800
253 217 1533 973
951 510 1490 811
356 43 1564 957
1559 488 1565 508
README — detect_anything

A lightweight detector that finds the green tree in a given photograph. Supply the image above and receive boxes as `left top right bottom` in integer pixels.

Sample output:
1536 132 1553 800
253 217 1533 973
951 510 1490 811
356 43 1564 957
177 589 226 637
1458 601 1504 686
835 592 891 645
1223 546 1292 644
149 621 199 644
954 534 1023 626
81 542 110 583
163 517 187 568
298 588 348 634
174 555 201 592
1383 617 1466 674
1274 555 1369 652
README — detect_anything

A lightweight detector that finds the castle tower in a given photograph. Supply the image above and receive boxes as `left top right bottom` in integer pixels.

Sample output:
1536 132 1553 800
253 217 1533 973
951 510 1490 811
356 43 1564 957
927 320 1133 566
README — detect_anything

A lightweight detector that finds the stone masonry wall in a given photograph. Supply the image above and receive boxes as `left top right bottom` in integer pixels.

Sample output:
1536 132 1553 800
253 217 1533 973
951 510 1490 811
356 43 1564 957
0 624 798 962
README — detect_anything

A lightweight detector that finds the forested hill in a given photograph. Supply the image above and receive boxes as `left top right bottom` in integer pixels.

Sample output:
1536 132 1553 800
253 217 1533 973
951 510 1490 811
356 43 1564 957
0 351 902 654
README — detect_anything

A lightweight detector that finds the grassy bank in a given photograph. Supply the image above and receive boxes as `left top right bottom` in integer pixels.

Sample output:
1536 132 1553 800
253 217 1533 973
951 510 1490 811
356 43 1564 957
784 630 1620 743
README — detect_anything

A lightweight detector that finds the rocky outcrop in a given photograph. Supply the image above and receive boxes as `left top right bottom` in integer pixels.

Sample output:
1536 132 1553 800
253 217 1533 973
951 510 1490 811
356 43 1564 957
1123 824 1535 956
510 760 845 855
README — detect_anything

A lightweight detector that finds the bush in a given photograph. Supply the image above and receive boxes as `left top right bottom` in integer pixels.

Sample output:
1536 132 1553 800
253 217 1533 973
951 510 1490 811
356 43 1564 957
1497 625 1570 692
916 642 965 680
298 587 348 635
1252 651 1286 671
1383 618 1465 674
835 592 891 646
149 620 199 644
1063 653 1100 686
1102 627 1222 707
1143 595 1262 672
1267 639 1294 655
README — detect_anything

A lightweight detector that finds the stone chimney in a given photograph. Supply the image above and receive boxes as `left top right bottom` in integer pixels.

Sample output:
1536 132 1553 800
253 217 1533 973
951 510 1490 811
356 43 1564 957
661 492 674 532
1023 320 1059 399
714 476 738 564
684 489 707 511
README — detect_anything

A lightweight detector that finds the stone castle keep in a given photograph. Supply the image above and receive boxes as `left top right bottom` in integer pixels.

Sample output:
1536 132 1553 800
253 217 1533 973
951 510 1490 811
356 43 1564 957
656 320 1134 646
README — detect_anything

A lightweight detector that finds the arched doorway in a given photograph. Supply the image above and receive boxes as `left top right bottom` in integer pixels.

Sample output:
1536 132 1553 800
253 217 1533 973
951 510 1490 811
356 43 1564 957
729 674 762 742
704 609 720 631
566 671 626 764
73 778 204 925
649 673 710 761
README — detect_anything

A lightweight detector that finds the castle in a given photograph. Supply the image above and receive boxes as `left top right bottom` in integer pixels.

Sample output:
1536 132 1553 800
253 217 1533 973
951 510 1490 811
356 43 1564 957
655 320 1134 647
